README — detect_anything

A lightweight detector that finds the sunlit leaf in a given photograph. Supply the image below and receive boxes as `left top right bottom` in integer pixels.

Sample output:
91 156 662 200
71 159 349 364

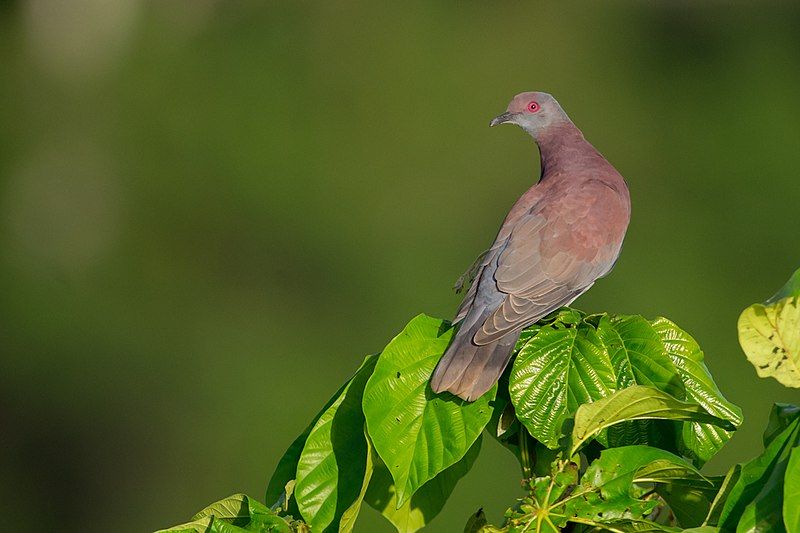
295 355 377 531
363 314 494 506
784 447 800 533
738 268 800 388
156 494 292 533
599 315 683 397
510 319 615 448
266 375 355 508
651 317 743 465
571 385 735 455
581 446 706 505
595 315 685 449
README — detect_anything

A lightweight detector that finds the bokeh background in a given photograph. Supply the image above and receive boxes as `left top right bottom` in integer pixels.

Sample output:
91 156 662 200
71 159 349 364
1 1 799 531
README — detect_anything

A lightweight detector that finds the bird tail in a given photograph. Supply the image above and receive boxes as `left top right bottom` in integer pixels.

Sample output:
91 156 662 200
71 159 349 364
430 312 520 401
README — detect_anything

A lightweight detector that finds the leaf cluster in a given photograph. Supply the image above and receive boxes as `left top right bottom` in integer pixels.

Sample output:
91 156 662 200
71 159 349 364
155 268 800 533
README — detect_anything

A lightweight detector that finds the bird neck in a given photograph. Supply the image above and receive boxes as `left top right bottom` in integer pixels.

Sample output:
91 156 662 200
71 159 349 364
533 121 601 176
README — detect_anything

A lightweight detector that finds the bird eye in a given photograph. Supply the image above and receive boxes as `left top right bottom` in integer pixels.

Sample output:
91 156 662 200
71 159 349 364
527 101 540 113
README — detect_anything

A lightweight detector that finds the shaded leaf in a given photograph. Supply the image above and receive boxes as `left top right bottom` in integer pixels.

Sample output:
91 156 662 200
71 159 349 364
718 404 800 530
295 355 377 531
463 508 488 533
363 314 494 506
338 429 374 533
571 385 735 455
365 435 482 533
657 482 718 528
765 403 800 447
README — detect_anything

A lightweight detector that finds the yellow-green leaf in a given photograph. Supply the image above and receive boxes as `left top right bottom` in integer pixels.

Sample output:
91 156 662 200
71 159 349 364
738 268 800 388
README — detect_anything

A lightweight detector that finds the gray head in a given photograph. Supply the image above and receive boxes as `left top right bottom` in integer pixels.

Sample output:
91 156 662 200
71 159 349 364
489 92 570 136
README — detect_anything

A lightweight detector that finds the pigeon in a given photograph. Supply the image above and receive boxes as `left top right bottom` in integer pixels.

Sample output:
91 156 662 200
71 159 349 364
430 92 631 401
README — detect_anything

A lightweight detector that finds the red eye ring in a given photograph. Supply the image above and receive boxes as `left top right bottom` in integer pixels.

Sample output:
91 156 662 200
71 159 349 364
527 101 540 113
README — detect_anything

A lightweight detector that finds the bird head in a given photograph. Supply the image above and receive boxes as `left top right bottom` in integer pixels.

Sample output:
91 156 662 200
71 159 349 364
490 92 569 136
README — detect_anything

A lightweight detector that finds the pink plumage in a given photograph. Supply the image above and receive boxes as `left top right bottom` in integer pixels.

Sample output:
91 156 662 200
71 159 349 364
430 92 631 401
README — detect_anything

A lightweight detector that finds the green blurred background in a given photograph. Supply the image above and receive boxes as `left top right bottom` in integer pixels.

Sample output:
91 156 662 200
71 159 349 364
1 1 799 531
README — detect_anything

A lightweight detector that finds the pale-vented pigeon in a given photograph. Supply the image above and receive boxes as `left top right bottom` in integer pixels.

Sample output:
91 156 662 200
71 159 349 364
430 92 631 401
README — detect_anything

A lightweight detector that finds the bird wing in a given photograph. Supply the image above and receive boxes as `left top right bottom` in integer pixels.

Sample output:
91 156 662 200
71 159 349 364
474 179 626 345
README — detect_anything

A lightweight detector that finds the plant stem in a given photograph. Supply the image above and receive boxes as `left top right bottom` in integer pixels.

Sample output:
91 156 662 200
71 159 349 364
519 428 536 480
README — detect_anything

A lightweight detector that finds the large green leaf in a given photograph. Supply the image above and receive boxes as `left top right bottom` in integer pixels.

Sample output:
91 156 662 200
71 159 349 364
266 376 355 508
596 315 685 450
508 311 740 456
510 319 615 449
364 435 482 533
717 404 800 531
363 314 494 506
294 355 377 532
784 447 800 533
156 494 292 533
571 385 735 455
652 317 743 464
599 315 683 397
738 268 800 388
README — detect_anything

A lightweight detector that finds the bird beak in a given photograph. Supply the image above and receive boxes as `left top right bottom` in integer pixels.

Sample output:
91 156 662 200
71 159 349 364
489 112 514 127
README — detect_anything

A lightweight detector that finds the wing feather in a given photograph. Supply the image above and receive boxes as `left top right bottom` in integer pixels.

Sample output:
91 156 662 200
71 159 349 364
473 181 626 345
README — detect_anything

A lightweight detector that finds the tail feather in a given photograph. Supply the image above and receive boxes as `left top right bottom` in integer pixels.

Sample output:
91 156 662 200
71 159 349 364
431 316 520 401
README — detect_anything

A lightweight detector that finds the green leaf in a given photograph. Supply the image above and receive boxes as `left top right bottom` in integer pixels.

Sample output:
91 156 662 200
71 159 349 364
651 317 743 465
338 428 374 533
596 315 685 449
156 494 292 533
365 435 482 533
600 315 684 397
767 267 800 304
494 448 709 533
295 355 377 532
580 446 706 505
510 320 615 449
764 403 800 447
463 508 488 533
266 375 355 507
592 521 721 532
703 464 741 527
784 447 800 533
363 314 494 506
657 482 718 528
717 404 800 530
570 385 735 455
738 268 800 388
